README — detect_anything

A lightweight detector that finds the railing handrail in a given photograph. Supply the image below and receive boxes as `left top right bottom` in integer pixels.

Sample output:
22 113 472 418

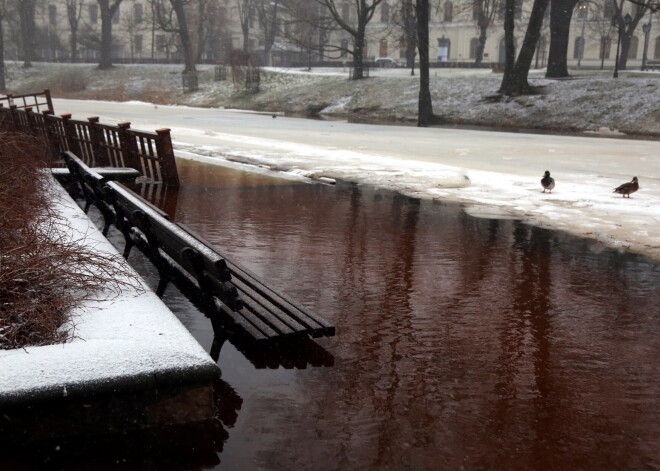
0 95 179 188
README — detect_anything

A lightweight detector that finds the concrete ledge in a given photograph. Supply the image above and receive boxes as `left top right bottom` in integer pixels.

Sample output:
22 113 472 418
0 178 219 441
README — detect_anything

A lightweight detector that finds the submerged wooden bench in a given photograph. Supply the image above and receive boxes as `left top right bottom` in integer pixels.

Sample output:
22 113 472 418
61 151 335 343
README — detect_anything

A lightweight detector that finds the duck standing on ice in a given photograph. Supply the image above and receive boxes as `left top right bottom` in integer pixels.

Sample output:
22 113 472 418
613 177 639 198
541 170 555 193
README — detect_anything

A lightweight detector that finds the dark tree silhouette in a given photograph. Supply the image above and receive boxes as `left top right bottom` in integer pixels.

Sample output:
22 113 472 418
416 0 433 126
19 0 37 68
499 0 550 95
0 0 5 92
97 0 124 69
66 0 84 62
546 0 578 77
314 0 385 80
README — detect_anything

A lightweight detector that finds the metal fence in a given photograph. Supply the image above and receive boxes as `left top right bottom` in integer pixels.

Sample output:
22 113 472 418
0 91 180 188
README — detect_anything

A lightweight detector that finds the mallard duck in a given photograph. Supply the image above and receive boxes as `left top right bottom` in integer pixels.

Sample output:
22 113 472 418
541 170 555 193
613 176 639 198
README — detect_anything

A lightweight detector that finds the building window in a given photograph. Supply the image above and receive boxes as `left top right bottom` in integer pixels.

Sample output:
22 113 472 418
469 37 479 59
135 35 143 53
156 35 167 52
49 5 57 26
444 1 453 22
573 36 584 59
89 5 98 24
134 3 143 23
514 0 522 19
379 38 388 57
381 2 389 23
603 1 614 19
341 38 349 58
437 37 450 61
342 4 350 22
628 35 639 59
600 36 611 59
655 36 660 59
112 5 120 24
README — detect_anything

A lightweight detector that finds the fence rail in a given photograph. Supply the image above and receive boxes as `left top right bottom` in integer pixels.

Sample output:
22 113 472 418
0 91 179 187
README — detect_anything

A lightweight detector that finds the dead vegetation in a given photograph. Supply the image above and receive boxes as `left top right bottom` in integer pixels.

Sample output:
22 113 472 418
0 133 142 350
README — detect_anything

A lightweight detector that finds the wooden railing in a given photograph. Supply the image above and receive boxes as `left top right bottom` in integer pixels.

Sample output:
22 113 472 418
0 92 179 187
0 89 54 113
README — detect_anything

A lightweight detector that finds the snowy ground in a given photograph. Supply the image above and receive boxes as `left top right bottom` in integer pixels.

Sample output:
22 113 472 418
0 178 217 402
54 98 660 261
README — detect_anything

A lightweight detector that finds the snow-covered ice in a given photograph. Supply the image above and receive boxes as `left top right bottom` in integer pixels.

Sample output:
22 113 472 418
54 98 660 260
0 178 217 402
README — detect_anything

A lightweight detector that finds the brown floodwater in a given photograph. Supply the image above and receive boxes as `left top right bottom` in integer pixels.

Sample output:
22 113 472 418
6 159 660 470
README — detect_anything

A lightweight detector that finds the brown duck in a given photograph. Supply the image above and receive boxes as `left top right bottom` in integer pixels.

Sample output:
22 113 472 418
613 176 639 198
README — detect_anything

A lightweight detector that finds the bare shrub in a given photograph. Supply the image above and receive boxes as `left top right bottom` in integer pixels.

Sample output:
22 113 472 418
0 133 143 349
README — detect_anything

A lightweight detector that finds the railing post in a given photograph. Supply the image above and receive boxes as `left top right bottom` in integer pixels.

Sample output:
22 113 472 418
60 113 82 157
117 122 143 171
43 89 54 114
24 107 39 135
7 105 18 132
41 109 60 163
155 128 180 188
87 116 108 167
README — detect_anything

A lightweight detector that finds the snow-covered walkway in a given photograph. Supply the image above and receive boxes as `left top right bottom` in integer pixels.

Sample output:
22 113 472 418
54 98 660 260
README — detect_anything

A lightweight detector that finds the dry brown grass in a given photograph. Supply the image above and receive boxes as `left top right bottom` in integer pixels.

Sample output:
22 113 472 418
0 132 142 349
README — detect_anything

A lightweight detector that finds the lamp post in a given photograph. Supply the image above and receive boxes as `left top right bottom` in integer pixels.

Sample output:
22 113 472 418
612 13 632 78
577 3 588 69
641 14 653 70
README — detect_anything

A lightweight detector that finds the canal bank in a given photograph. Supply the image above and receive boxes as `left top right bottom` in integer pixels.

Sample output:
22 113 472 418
54 97 660 262
0 178 219 443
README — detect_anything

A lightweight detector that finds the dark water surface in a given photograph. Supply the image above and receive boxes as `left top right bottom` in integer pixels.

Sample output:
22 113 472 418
8 159 660 470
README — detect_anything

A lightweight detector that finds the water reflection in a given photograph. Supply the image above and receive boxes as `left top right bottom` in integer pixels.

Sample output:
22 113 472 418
161 159 659 470
5 159 659 470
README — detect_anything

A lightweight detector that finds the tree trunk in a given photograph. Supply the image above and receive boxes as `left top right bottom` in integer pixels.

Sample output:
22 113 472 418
352 19 366 80
500 0 550 95
170 0 196 73
71 32 79 62
475 23 488 64
98 0 123 70
416 0 433 126
546 0 576 78
499 0 516 89
0 16 5 93
19 0 36 68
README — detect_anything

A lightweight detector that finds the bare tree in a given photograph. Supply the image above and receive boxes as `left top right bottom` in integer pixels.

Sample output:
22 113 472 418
19 0 37 68
416 0 433 126
151 0 197 73
390 0 417 73
314 0 385 80
0 0 6 92
584 1 615 70
499 0 550 95
464 0 503 64
66 0 84 62
98 0 124 69
255 0 280 66
545 0 579 77
612 0 649 70
237 0 255 52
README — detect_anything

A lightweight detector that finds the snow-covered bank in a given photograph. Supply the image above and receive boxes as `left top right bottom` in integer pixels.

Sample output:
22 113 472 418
7 62 660 137
52 97 660 261
0 178 217 404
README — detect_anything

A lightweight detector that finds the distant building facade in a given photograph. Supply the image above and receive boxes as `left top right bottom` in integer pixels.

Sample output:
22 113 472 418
3 0 657 70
